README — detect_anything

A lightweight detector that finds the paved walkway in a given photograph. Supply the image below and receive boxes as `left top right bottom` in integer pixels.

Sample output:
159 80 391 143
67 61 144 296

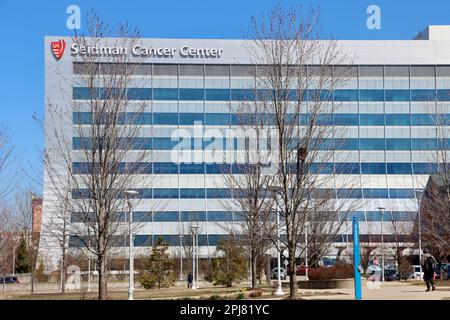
299 282 450 300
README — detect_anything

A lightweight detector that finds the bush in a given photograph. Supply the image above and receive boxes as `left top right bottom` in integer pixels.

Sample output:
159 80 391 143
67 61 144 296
209 295 222 300
236 292 246 300
248 289 263 298
307 264 354 280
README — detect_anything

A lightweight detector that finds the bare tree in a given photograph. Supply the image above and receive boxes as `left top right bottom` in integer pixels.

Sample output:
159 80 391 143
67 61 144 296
0 126 21 201
0 206 15 294
244 5 357 298
42 13 153 300
219 103 277 289
386 212 413 271
418 108 450 262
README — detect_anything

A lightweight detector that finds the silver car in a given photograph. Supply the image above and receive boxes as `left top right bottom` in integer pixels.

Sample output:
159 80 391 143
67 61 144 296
271 267 287 280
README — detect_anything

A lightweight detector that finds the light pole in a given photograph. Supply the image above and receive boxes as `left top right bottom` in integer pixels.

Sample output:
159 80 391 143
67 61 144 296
269 186 284 296
179 235 183 281
274 209 284 295
124 189 139 300
378 207 385 282
190 225 199 290
12 243 15 277
415 189 424 280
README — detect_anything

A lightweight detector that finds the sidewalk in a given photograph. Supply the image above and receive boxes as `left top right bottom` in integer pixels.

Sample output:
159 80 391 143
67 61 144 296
300 282 450 300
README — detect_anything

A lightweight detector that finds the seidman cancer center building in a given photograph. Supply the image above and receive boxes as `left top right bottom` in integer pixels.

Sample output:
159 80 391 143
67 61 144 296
41 25 450 269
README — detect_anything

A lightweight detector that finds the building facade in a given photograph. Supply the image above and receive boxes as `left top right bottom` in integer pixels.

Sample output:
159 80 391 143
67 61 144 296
41 26 450 267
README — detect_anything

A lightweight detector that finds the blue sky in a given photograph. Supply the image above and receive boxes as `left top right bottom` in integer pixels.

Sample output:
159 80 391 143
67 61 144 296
1 0 450 195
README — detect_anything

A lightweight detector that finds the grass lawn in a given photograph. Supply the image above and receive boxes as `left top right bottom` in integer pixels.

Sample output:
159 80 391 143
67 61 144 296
3 284 350 300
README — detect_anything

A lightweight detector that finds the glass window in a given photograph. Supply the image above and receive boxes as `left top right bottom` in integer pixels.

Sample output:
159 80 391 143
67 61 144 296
360 114 384 125
205 65 230 77
333 89 358 101
153 64 177 76
333 114 359 125
386 163 412 174
127 88 152 100
386 114 410 126
206 89 230 101
385 89 409 101
179 113 204 125
179 163 204 174
180 188 205 198
153 188 179 199
411 89 435 101
361 163 386 174
153 88 178 100
153 162 178 174
231 89 255 101
153 113 178 125
386 138 411 150
206 188 231 198
360 138 385 150
179 88 204 100
205 113 230 125
180 211 207 221
411 114 434 126
359 90 384 101
363 188 388 199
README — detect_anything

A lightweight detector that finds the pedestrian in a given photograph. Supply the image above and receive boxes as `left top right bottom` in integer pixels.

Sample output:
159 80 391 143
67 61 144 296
187 272 193 289
422 249 437 292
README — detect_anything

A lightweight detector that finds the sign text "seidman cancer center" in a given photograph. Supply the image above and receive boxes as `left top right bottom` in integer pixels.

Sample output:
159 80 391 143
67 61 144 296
70 43 224 58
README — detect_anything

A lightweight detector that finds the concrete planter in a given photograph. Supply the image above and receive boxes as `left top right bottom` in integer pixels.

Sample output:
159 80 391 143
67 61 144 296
298 278 366 289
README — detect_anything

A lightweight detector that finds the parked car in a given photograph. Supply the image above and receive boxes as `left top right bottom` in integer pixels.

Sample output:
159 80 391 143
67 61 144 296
296 265 308 276
271 267 287 280
411 265 424 280
384 268 398 281
0 277 19 284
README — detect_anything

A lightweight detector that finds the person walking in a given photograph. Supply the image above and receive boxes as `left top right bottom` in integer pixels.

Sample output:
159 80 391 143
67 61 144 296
187 272 193 289
422 249 437 292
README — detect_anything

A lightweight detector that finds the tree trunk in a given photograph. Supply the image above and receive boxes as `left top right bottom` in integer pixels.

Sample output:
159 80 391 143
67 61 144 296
61 247 66 293
98 256 107 300
265 254 271 285
251 254 257 289
288 245 297 299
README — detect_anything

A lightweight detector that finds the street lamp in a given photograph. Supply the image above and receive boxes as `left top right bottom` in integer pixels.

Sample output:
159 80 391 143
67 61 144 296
269 186 285 296
378 207 385 282
190 225 199 290
179 235 184 281
414 189 424 281
124 189 139 300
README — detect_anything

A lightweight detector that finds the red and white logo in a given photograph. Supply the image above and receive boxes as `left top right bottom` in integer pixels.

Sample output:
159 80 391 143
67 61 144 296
51 39 66 61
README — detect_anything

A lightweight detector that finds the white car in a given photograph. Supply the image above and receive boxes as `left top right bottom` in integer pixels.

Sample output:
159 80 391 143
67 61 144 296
411 265 424 280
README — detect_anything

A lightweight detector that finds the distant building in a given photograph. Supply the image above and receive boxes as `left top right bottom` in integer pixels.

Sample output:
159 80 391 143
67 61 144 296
31 197 43 244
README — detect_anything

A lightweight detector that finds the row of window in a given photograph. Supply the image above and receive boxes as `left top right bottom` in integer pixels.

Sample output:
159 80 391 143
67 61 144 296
71 187 417 199
72 137 450 151
72 162 443 175
70 210 417 223
72 87 450 102
73 112 449 126
68 232 415 247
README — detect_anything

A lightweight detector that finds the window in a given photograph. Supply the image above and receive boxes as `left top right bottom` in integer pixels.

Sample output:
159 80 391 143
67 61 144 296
386 114 410 126
153 88 178 100
206 89 230 101
179 113 204 125
360 114 384 126
153 113 178 125
179 88 204 100
205 113 230 125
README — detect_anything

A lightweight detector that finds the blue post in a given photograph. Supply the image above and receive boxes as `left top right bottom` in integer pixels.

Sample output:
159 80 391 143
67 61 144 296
352 217 362 300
